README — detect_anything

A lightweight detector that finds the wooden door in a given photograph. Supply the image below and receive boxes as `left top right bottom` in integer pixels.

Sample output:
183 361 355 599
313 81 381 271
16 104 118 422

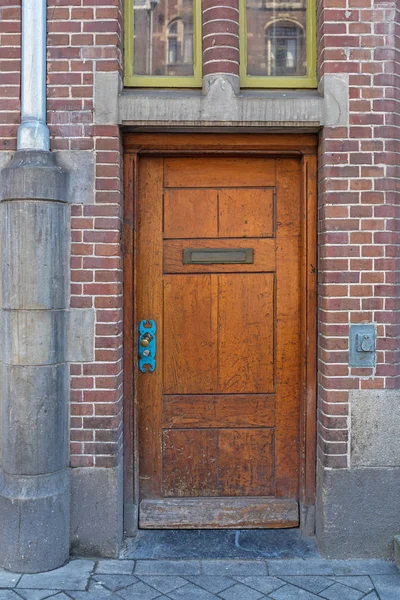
137 156 302 528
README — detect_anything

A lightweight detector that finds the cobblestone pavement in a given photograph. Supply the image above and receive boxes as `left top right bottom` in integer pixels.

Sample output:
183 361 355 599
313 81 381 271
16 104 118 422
0 559 399 600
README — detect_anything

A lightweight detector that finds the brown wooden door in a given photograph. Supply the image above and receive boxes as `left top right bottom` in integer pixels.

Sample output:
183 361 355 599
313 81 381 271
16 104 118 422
137 156 302 528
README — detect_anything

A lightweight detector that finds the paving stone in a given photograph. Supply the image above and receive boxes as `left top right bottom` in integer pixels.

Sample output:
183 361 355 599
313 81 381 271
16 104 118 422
68 590 117 600
117 582 160 600
267 560 334 577
233 576 285 595
319 582 364 600
17 561 95 591
136 576 187 594
185 577 234 594
217 583 264 600
0 572 21 589
96 562 135 576
50 594 71 600
134 561 200 576
363 593 379 600
87 581 112 594
330 576 374 593
278 576 333 594
370 574 400 600
92 575 138 592
167 584 218 600
269 584 321 600
0 593 21 600
16 591 57 600
201 561 267 577
329 560 398 576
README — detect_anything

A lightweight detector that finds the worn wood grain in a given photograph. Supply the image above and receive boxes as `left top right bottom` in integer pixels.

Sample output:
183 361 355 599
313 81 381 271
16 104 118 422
301 154 318 512
137 157 164 498
164 188 218 239
162 395 275 429
139 497 299 528
275 158 301 500
163 274 217 394
164 158 276 188
125 132 317 153
132 144 314 530
218 273 274 394
218 188 274 238
218 429 275 496
163 429 218 497
123 152 135 507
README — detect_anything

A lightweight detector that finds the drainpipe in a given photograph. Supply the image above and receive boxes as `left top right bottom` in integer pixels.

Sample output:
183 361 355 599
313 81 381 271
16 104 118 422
18 0 50 151
0 0 70 573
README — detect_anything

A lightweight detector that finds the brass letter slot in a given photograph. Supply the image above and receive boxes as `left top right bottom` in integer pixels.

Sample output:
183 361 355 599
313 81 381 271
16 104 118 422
183 248 254 265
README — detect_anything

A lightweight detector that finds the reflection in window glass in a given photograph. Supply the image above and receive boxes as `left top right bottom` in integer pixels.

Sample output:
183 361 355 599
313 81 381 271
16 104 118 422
134 0 194 77
246 0 307 78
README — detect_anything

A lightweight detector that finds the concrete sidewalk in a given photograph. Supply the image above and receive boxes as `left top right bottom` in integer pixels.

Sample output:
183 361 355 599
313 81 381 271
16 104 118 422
1 558 399 600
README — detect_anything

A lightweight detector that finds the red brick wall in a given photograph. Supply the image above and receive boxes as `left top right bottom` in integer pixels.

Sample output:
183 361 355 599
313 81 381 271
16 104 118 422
202 0 239 78
46 0 125 468
317 0 400 468
1 0 399 475
0 2 20 150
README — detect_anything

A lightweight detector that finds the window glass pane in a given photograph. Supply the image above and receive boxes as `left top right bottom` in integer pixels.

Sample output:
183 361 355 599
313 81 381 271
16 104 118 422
246 0 307 77
134 0 194 77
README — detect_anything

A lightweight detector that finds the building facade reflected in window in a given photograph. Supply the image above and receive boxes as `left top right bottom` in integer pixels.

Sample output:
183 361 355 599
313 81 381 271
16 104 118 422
246 0 307 78
133 0 195 77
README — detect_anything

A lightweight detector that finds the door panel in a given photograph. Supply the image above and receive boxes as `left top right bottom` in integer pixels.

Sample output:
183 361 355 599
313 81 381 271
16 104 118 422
163 275 217 394
218 273 274 394
164 189 218 239
137 155 302 528
162 429 275 498
164 157 276 187
162 395 275 429
218 188 274 238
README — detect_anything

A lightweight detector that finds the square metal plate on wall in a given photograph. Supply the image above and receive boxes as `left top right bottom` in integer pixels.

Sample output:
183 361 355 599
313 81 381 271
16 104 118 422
349 324 376 367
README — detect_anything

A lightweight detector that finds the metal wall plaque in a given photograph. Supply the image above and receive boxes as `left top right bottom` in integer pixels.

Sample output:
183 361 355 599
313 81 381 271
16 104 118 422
349 324 376 367
183 248 254 265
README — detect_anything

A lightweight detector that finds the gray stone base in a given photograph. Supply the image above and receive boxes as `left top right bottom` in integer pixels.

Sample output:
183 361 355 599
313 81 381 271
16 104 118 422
70 465 123 558
394 535 400 569
0 469 70 573
316 462 400 559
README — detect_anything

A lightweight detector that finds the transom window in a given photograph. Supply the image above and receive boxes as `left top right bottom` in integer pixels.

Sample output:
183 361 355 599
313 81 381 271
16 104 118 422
125 0 202 87
239 0 316 87
124 0 316 87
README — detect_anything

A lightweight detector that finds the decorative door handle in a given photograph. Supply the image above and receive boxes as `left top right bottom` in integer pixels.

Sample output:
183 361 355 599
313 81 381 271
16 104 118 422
138 320 156 373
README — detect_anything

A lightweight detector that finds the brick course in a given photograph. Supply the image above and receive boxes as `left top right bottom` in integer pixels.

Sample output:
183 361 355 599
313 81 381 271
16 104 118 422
0 0 399 475
202 0 239 78
317 0 400 468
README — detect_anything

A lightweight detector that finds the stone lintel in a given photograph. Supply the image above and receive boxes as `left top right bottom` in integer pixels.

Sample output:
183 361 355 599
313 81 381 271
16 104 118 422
116 73 349 129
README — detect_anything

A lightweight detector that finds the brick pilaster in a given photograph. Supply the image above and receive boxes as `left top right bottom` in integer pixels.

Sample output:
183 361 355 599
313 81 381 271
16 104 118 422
202 0 240 83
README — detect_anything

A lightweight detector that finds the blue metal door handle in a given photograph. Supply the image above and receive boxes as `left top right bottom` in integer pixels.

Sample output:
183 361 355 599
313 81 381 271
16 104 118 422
138 320 156 373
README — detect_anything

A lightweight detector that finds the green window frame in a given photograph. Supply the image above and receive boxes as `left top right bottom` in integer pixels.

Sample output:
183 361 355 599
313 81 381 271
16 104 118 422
239 0 316 88
124 0 202 87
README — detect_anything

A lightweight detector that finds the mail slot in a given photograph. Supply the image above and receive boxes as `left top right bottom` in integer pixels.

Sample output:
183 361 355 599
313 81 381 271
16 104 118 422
183 248 254 265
